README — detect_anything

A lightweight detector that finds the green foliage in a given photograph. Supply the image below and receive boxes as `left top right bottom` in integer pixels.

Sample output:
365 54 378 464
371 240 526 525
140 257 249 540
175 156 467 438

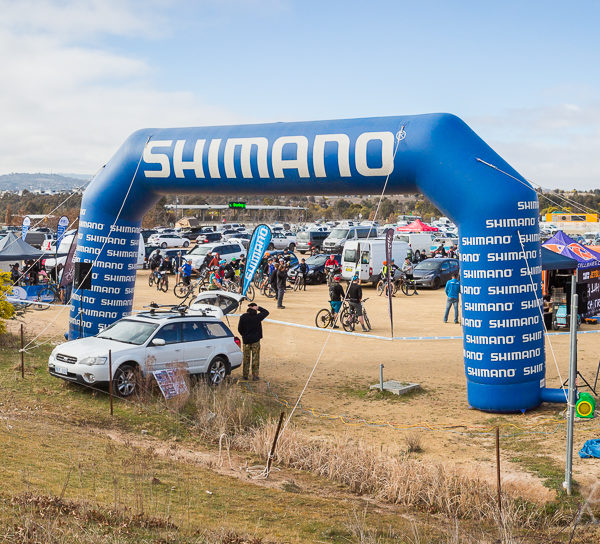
0 272 15 334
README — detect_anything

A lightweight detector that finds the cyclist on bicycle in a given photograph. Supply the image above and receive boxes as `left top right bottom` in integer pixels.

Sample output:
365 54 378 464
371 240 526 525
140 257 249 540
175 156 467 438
200 252 213 274
149 250 162 272
329 273 344 328
348 275 369 332
179 259 192 285
298 258 309 290
325 254 340 283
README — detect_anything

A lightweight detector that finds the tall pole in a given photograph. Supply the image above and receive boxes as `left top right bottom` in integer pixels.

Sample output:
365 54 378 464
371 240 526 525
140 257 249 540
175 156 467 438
496 426 502 512
564 274 578 495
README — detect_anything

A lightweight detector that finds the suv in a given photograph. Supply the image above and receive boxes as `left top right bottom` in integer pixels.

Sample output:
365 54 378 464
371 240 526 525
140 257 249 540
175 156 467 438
48 311 243 396
147 232 190 249
186 241 245 269
413 257 459 289
296 230 330 254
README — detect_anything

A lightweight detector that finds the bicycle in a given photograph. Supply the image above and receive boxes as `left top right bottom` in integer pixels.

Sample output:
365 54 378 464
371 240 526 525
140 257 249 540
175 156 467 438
340 298 371 332
293 273 305 291
155 271 169 293
261 282 276 299
315 301 348 328
35 281 61 310
173 268 209 299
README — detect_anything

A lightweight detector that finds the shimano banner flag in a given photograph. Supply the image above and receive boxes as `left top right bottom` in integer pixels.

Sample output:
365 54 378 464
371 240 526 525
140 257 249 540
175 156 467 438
242 224 272 297
57 216 69 246
21 216 31 240
385 228 394 337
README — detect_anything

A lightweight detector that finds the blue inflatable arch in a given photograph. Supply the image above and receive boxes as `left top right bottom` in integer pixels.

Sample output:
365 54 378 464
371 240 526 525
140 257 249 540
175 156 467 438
72 113 552 412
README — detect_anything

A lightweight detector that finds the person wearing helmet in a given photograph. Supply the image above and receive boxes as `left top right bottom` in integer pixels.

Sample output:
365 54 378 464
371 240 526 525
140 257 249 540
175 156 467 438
328 273 344 327
324 254 340 285
223 259 235 283
347 275 369 331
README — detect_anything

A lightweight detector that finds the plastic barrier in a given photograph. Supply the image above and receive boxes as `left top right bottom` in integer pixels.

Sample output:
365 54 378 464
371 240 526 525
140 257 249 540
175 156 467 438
71 113 545 412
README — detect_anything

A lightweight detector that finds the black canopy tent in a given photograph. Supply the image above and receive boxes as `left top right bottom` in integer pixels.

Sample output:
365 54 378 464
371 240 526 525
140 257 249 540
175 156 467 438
0 232 62 262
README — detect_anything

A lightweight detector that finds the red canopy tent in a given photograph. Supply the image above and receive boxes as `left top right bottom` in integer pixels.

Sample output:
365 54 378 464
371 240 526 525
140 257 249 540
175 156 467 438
396 219 439 232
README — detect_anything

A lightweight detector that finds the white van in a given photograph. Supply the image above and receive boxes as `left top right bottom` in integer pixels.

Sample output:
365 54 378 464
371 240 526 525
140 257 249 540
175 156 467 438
341 239 409 284
393 232 436 260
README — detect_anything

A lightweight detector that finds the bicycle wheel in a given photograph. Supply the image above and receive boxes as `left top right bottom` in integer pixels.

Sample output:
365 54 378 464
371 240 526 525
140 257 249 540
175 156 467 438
160 276 169 292
245 284 255 302
315 308 332 328
35 287 56 310
376 280 385 296
174 281 191 299
363 311 371 331
401 280 417 296
341 308 355 332
253 273 263 288
148 273 155 287
262 285 275 298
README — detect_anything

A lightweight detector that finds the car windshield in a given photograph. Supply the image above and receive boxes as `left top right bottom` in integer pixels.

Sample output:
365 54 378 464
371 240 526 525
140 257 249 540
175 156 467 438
188 245 211 256
415 260 442 271
96 319 158 345
306 255 327 266
329 228 349 238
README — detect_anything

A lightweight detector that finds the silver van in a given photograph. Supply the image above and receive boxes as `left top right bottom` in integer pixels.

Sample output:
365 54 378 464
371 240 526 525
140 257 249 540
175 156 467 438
296 230 330 254
322 226 379 254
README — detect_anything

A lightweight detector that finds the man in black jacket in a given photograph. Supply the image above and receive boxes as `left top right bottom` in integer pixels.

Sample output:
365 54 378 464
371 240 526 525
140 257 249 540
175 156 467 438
237 303 270 380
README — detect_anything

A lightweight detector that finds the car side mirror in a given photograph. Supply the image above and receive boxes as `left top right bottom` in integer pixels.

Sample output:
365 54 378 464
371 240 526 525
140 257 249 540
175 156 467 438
151 338 166 346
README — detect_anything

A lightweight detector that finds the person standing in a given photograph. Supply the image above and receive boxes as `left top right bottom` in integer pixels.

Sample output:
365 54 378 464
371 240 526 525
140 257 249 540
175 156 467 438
347 275 369 332
329 273 344 328
444 273 460 324
179 259 192 286
298 258 309 290
237 303 269 381
276 259 288 309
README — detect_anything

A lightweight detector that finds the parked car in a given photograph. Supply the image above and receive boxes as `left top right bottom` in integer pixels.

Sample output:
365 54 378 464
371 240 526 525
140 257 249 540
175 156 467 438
48 310 242 395
147 232 189 249
195 232 223 244
341 239 409 283
288 253 341 284
227 235 251 249
295 230 330 254
412 258 459 289
141 229 158 243
267 231 297 251
147 247 189 272
186 241 246 269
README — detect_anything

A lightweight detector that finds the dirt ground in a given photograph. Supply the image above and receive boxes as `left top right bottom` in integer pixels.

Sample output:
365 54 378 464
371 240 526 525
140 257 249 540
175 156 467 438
12 269 600 503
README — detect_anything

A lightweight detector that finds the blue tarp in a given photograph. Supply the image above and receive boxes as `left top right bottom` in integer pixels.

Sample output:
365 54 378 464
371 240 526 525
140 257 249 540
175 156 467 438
541 247 578 271
579 438 600 458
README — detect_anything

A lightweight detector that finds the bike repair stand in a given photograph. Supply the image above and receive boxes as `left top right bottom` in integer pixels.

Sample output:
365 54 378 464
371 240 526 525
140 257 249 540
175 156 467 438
562 360 600 395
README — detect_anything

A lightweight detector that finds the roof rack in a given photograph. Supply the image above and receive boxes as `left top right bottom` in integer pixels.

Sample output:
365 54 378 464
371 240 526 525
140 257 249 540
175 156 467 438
140 302 215 319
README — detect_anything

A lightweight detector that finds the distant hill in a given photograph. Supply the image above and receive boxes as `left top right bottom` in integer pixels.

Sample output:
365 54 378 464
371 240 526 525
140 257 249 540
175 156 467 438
0 173 92 191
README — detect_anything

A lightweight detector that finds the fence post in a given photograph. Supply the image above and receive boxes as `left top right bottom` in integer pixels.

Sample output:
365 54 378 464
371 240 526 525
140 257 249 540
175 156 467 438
108 349 114 416
496 426 502 513
266 411 285 478
20 323 24 379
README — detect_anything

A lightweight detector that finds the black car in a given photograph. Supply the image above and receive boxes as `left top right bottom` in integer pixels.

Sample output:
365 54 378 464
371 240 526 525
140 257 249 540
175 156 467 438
196 232 223 244
288 253 342 285
413 258 459 289
141 229 158 243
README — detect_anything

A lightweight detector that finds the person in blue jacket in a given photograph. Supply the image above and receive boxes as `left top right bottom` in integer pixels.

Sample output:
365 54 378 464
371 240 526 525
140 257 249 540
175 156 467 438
179 259 192 286
444 273 460 323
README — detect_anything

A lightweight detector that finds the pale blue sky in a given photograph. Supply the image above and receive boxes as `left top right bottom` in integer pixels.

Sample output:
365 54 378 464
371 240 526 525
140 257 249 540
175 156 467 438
1 0 598 188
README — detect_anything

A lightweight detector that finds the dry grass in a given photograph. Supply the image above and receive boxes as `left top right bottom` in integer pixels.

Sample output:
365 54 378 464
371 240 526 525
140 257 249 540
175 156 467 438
405 432 423 454
240 422 540 526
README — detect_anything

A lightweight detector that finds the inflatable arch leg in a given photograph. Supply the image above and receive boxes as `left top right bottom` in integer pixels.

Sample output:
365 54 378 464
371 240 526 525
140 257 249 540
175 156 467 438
71 113 552 412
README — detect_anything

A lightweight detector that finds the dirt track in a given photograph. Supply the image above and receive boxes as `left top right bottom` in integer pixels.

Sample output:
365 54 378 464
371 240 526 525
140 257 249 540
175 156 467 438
12 268 600 502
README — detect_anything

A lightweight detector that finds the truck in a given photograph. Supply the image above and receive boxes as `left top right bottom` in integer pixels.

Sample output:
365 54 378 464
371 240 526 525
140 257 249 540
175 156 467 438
340 239 410 284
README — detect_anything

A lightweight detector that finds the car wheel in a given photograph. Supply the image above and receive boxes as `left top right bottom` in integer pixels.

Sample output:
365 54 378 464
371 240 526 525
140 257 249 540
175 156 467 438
433 277 441 289
183 240 190 248
268 243 274 250
414 250 421 261
288 243 295 251
113 363 139 397
207 357 228 386
161 242 167 249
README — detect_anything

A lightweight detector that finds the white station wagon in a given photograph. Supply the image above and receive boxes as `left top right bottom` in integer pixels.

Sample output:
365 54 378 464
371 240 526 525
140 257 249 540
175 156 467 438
48 309 243 396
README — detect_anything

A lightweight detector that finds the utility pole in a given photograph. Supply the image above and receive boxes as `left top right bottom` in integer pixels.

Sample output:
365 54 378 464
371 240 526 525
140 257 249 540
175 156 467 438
564 274 578 495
